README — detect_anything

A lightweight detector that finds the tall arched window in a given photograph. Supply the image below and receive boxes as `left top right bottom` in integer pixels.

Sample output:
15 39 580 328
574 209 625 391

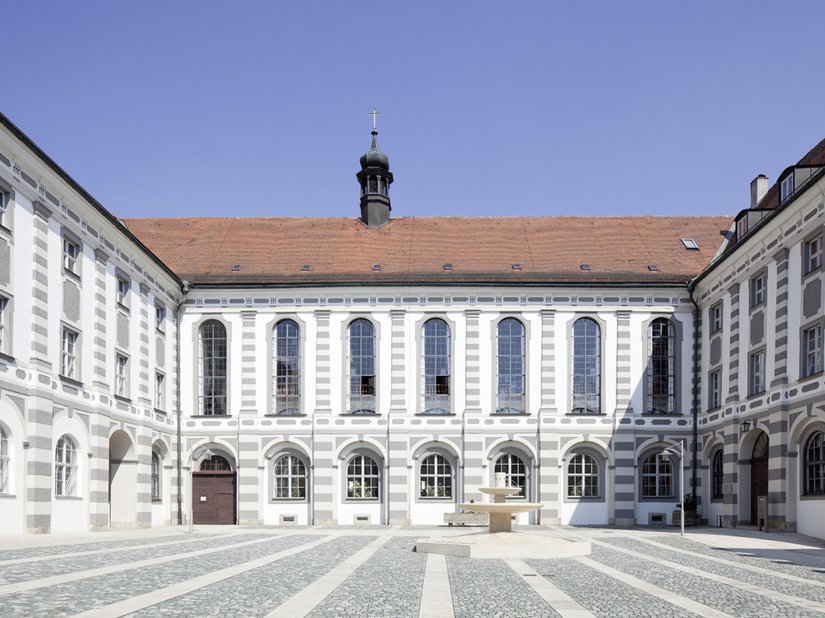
567 452 600 498
55 435 77 497
572 318 600 414
419 454 453 499
199 320 227 416
712 449 724 499
151 452 161 501
348 319 376 414
422 318 450 414
0 426 9 494
497 318 525 414
273 319 301 415
346 454 379 500
804 431 824 495
494 453 527 498
648 318 675 414
273 454 307 499
641 453 674 498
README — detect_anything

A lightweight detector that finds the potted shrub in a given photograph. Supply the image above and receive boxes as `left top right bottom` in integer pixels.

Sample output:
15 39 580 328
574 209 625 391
672 493 697 527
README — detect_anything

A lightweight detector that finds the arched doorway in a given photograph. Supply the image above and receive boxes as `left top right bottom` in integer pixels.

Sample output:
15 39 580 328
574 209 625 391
193 454 236 524
109 430 137 528
750 432 769 525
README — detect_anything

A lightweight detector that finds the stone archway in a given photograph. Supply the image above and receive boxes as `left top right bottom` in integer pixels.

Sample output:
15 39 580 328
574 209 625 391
109 430 137 528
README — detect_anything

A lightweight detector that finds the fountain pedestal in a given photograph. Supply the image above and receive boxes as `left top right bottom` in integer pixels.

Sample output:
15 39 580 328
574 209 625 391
457 485 543 533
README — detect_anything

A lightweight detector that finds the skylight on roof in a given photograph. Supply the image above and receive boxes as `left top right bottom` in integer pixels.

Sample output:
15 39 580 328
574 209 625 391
511 263 522 271
580 264 591 271
372 263 382 271
231 264 241 272
681 238 700 250
443 263 453 271
300 264 311 271
648 264 658 272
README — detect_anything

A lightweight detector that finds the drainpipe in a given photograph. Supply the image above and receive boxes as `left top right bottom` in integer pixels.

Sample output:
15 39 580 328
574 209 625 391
688 283 700 503
175 280 190 525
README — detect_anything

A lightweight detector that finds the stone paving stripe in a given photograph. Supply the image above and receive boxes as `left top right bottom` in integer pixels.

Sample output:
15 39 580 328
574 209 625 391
587 539 825 615
265 535 391 618
576 556 730 618
505 559 595 618
419 553 455 618
638 537 825 589
72 534 338 618
0 533 242 567
0 533 283 596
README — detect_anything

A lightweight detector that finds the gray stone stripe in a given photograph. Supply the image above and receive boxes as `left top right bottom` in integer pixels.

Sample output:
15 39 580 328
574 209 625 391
265 535 391 618
505 559 593 618
73 533 336 618
0 533 281 596
575 555 729 617
419 553 455 618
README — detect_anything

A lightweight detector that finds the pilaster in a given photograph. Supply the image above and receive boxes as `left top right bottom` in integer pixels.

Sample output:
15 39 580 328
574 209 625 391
91 250 109 389
463 309 481 413
239 310 258 415
29 202 51 370
314 310 331 413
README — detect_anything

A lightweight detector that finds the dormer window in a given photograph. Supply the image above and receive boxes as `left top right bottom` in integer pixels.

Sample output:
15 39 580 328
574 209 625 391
780 173 794 202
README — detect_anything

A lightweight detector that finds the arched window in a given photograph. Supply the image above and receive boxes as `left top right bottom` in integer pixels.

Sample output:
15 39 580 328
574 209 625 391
273 454 307 499
804 431 825 495
55 435 77 497
567 452 600 498
199 320 227 416
273 319 301 415
0 426 9 494
346 455 379 500
497 318 525 414
151 452 161 501
419 454 453 499
752 432 769 459
648 318 675 414
712 449 724 499
422 318 450 414
641 453 674 498
348 319 376 414
494 453 527 498
200 455 232 471
572 318 601 414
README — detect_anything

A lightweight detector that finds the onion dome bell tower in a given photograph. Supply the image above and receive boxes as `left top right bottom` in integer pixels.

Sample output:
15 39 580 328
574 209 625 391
357 109 394 227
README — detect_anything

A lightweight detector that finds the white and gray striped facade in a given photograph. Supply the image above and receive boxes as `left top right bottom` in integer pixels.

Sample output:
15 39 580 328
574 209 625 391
0 114 823 539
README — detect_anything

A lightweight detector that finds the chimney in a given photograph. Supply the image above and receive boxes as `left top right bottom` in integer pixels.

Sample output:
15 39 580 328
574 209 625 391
750 174 769 208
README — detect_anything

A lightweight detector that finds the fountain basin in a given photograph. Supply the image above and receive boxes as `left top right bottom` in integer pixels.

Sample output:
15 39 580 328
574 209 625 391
457 502 544 533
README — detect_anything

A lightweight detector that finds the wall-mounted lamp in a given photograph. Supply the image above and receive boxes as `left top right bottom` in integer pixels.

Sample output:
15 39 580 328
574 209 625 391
740 420 751 434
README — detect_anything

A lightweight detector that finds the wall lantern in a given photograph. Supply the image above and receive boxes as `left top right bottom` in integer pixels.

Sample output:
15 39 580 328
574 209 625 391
740 420 751 434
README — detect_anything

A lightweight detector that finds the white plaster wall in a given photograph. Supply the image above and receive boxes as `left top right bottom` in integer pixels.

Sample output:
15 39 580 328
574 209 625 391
706 501 724 528
637 501 678 526
338 502 382 525
410 500 454 525
797 500 825 539
51 414 90 534
561 500 608 525
0 401 26 534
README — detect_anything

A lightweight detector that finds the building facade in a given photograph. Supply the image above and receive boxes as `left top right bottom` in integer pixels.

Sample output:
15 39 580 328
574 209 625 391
0 113 822 538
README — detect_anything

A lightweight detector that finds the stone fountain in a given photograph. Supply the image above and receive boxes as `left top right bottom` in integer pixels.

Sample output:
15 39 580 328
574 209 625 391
415 473 591 559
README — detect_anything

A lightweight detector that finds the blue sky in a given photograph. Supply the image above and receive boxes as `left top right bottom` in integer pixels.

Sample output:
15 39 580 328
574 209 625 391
4 2 824 219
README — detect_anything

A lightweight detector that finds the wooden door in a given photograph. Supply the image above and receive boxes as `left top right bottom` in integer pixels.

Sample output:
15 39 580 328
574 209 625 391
750 458 768 525
193 472 236 524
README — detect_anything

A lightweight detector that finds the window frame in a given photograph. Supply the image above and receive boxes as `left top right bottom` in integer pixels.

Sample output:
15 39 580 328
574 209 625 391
566 450 602 500
710 303 723 334
345 453 380 501
803 429 825 497
711 449 724 500
493 451 528 500
197 318 228 416
272 318 302 415
495 317 526 414
114 352 129 399
155 303 166 333
155 371 166 411
151 451 162 502
418 453 454 501
115 272 130 310
0 295 10 357
802 322 823 379
708 368 721 410
54 434 78 497
803 233 822 277
272 452 308 501
419 317 452 415
0 425 9 495
646 317 677 415
62 232 81 278
346 318 377 415
570 316 602 415
750 272 767 308
0 178 13 232
640 452 676 500
61 326 79 380
748 349 766 396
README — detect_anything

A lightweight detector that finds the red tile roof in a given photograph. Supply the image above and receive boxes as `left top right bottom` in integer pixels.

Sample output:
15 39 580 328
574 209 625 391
123 216 734 286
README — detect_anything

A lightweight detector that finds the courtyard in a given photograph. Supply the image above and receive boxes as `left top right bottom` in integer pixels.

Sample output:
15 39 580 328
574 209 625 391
1 526 824 617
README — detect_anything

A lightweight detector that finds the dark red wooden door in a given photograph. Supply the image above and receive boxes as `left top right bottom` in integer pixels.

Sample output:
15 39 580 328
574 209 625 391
750 458 768 525
193 472 236 524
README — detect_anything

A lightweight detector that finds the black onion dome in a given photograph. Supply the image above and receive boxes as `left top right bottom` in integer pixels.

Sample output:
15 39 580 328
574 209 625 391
359 131 390 170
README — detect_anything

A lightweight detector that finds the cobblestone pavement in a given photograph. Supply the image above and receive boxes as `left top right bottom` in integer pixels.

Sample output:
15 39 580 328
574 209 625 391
1 526 825 617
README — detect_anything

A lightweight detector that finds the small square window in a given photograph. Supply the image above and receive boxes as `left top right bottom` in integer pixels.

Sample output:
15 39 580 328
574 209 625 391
804 235 822 275
709 369 721 410
155 304 166 332
116 275 130 308
803 324 823 378
115 354 129 398
63 236 80 276
750 273 766 308
710 303 723 333
749 351 765 396
61 328 78 379
155 372 165 410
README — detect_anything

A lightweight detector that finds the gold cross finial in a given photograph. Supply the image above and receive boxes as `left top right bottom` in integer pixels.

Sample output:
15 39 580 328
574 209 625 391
369 108 380 131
